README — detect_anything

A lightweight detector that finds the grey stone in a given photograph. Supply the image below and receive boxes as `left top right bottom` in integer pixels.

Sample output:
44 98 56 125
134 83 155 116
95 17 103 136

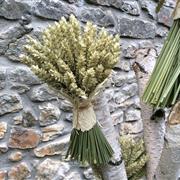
22 110 37 127
139 0 157 19
121 41 139 58
87 0 140 16
115 59 131 71
0 68 6 90
83 168 95 180
120 120 143 135
112 71 136 87
13 114 23 125
121 83 138 97
65 171 82 180
9 83 30 94
34 135 69 157
36 158 70 180
157 6 173 27
39 103 61 126
79 7 115 27
86 0 123 7
104 88 115 101
120 1 140 16
118 18 156 39
5 36 27 62
34 0 76 20
7 67 41 85
60 100 73 112
0 143 8 153
138 40 154 49
0 24 32 40
28 85 57 102
0 93 23 116
0 0 31 20
156 26 169 37
111 110 124 125
64 112 73 122
0 24 32 55
65 0 79 3
118 96 141 109
125 108 141 121
5 31 40 62
19 13 32 26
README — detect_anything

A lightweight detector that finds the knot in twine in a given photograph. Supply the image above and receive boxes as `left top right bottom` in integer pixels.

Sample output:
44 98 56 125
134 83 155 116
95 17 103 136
173 0 180 20
73 100 96 132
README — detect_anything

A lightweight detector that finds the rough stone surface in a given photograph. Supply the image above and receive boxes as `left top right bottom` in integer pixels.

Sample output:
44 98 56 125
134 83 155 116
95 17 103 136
0 170 7 180
157 6 173 27
39 103 61 126
83 168 95 179
0 122 7 139
0 143 8 153
7 67 41 85
0 68 6 90
118 18 156 39
120 120 143 134
34 135 69 157
120 1 140 16
125 108 141 121
8 162 31 180
139 0 157 19
28 85 57 102
41 123 64 142
8 127 41 149
9 83 30 94
112 110 124 125
65 171 82 180
86 0 140 16
22 110 37 127
0 93 23 116
13 115 23 125
79 7 115 27
8 151 23 162
36 158 70 180
0 24 32 54
0 0 31 20
34 0 76 20
59 100 73 112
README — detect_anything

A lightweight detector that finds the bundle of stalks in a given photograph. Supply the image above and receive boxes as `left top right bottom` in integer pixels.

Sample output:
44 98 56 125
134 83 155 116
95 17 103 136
20 15 120 165
142 18 180 108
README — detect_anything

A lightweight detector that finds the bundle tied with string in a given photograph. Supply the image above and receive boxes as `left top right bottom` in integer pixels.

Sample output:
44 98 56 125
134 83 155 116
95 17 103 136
142 1 180 108
20 15 120 165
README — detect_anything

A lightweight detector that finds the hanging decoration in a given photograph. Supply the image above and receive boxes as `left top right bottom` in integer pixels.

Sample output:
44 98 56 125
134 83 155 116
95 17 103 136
20 15 121 165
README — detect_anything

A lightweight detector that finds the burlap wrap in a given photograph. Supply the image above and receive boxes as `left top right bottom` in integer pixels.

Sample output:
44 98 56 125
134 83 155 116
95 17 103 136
173 0 180 20
73 102 96 132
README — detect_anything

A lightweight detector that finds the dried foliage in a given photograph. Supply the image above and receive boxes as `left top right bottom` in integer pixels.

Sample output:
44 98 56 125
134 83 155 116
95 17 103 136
21 15 120 103
120 136 148 180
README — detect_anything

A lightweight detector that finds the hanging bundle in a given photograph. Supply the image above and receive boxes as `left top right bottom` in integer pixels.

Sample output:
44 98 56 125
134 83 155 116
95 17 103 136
20 15 120 165
142 1 180 108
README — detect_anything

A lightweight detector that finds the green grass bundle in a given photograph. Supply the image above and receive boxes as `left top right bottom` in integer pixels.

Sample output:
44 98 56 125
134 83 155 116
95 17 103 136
142 19 180 108
120 136 148 180
20 15 120 165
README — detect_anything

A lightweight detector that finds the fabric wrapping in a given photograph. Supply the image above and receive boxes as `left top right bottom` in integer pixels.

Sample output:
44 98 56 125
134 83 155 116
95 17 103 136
73 102 96 132
173 0 180 20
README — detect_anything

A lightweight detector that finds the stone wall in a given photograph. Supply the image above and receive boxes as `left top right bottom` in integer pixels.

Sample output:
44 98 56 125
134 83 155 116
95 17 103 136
0 0 175 179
